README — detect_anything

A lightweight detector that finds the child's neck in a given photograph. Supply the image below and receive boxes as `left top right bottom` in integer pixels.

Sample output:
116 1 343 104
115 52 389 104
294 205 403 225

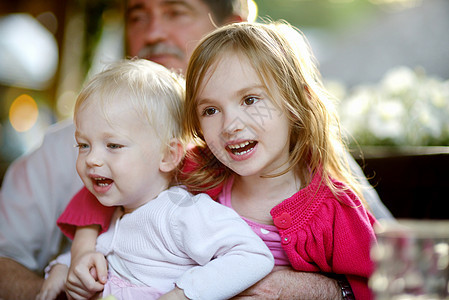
231 171 299 225
122 178 171 215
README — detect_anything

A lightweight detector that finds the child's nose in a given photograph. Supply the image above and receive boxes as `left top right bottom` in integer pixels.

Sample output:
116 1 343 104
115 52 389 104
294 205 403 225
86 150 103 167
222 112 245 136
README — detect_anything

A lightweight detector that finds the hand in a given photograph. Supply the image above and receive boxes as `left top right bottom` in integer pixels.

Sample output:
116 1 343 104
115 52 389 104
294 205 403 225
232 266 342 300
36 264 69 300
66 251 108 300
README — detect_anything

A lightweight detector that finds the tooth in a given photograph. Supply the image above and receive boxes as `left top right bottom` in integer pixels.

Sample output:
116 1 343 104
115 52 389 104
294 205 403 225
235 149 250 156
229 141 251 149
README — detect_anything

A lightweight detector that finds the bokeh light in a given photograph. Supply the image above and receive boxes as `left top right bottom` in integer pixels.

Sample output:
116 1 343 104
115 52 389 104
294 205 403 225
9 94 39 132
0 13 58 90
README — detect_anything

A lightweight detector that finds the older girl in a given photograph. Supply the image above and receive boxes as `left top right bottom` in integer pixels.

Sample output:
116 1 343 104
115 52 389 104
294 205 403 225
182 21 377 299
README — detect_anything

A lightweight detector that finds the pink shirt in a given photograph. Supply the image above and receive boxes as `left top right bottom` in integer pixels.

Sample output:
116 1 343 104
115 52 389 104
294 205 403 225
218 177 290 266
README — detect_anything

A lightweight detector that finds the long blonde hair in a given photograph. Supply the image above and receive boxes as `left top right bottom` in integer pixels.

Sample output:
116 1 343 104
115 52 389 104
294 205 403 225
183 21 365 204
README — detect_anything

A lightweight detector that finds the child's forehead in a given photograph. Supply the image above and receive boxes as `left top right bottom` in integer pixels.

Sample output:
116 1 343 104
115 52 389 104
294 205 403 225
79 92 140 121
86 88 141 108
215 51 251 67
203 52 276 91
204 52 256 82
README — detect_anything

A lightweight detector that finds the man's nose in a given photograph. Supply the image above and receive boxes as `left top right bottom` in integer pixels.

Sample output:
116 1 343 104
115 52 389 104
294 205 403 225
144 15 167 44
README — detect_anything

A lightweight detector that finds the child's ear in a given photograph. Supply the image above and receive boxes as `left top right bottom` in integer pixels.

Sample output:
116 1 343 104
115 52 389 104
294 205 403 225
160 138 184 173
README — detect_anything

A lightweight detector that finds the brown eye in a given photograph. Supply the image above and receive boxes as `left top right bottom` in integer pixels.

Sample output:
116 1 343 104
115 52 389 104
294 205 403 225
203 107 218 116
243 96 259 106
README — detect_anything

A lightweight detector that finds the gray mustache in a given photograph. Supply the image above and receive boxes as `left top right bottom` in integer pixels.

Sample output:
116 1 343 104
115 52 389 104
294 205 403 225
137 43 184 60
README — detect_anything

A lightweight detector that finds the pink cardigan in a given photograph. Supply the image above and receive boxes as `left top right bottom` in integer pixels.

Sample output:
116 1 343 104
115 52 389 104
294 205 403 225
270 171 377 299
58 170 376 299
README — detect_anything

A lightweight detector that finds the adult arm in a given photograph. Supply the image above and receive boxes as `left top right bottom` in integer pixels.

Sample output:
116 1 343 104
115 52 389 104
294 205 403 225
234 267 342 300
0 257 44 300
0 120 83 298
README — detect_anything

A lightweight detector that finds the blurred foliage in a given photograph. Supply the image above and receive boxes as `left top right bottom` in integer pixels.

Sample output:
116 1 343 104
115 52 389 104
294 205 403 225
256 0 378 30
77 0 121 80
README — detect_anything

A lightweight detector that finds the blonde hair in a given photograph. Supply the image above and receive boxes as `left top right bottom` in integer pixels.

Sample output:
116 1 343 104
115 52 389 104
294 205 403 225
184 21 365 204
74 58 185 147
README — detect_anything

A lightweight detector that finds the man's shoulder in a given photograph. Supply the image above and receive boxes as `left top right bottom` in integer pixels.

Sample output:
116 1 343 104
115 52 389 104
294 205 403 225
40 119 76 148
45 119 75 136
32 119 77 160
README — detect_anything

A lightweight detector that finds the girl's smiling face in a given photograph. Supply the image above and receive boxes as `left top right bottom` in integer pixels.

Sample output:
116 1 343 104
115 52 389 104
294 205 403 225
196 53 292 178
74 95 168 213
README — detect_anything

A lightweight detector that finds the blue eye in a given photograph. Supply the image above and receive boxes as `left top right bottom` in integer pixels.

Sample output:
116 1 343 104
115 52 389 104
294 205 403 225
108 143 123 149
75 143 89 149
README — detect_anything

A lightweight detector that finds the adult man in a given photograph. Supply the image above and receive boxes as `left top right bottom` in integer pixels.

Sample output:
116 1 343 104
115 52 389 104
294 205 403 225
0 0 392 299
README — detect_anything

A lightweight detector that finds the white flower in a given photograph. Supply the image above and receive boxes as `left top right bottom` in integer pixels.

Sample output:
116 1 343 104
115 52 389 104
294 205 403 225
368 98 406 141
381 66 416 95
338 66 449 146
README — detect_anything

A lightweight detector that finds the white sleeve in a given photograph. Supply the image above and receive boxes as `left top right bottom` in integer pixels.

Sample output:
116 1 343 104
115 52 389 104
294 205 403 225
173 193 274 300
0 120 83 272
44 251 72 279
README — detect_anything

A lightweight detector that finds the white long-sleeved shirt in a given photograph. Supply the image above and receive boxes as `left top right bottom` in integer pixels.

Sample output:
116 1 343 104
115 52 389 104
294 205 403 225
97 186 274 299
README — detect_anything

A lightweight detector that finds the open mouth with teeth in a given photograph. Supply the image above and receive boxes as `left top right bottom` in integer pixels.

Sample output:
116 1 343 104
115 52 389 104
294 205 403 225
226 141 257 156
93 177 113 187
